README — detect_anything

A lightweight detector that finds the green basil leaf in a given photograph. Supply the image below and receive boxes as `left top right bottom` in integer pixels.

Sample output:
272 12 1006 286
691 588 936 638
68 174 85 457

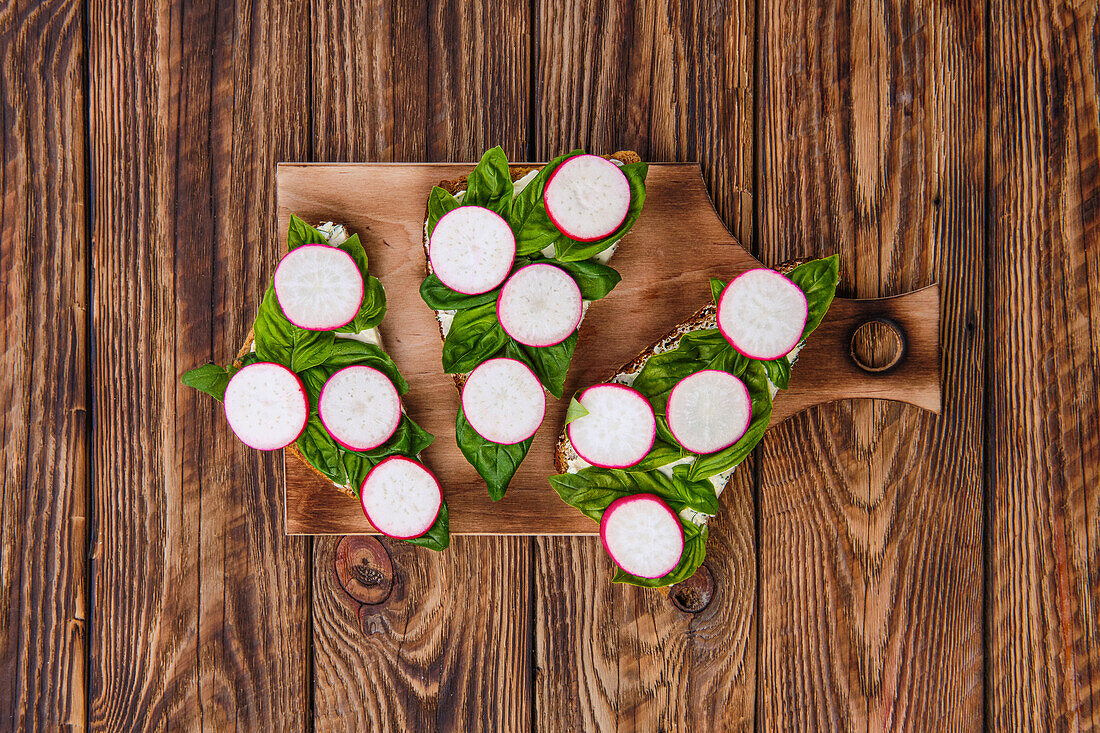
548 466 718 521
340 450 372 491
631 328 747 407
628 439 686 473
427 186 460 236
462 146 513 218
419 274 500 310
287 214 327 251
296 416 351 486
518 330 577 399
686 361 773 481
297 366 328 410
337 234 368 279
613 521 708 588
403 498 450 551
360 415 434 462
419 257 533 311
253 285 335 371
549 260 622 300
511 150 581 255
710 277 726 306
762 356 791 390
316 339 409 394
565 396 589 425
181 363 235 401
441 301 510 374
456 407 532 501
553 161 648 262
786 254 840 340
338 275 386 333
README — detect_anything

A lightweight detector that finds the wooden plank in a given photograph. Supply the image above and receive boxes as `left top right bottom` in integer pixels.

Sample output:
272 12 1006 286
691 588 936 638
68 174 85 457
756 0 985 728
531 0 760 727
0 0 87 727
988 0 1100 727
87 0 312 727
277 163 940 535
306 0 534 727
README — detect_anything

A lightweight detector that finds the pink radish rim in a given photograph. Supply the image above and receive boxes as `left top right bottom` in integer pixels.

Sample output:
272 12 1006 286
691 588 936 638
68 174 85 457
496 263 583 347
567 383 657 469
544 155 631 242
318 365 402 451
599 493 684 579
716 269 809 359
461 357 546 444
224 362 309 450
666 369 753 454
429 207 516 295
273 244 364 330
360 455 443 539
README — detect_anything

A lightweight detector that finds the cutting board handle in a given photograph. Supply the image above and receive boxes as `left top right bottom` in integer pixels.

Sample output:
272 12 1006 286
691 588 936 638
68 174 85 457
772 285 942 423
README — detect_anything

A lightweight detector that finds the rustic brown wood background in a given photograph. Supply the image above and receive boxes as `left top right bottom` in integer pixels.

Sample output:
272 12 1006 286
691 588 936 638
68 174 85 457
1 0 1096 729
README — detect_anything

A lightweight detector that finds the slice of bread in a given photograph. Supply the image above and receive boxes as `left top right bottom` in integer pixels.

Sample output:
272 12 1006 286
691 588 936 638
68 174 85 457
423 151 643 392
553 258 806 483
235 222 385 499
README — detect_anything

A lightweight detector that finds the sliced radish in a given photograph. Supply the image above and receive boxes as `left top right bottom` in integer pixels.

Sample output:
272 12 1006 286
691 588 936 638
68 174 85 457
544 154 632 241
667 369 752 454
318 366 402 451
717 268 808 360
429 206 516 295
360 456 443 539
600 494 684 579
274 244 364 330
223 362 308 450
567 384 656 468
461 358 546 444
497 264 583 347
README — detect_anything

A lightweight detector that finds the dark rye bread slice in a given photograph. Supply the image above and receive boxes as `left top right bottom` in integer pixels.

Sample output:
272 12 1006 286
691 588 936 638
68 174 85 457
552 259 806 475
423 150 643 392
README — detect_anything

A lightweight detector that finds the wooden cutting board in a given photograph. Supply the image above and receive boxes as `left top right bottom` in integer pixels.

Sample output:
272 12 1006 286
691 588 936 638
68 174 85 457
276 163 941 535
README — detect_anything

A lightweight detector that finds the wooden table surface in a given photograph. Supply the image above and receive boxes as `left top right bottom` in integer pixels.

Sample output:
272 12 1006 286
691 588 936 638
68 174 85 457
2 0 1096 729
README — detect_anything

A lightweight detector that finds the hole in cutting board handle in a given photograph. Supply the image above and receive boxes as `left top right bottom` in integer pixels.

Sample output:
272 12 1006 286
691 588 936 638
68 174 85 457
849 318 906 373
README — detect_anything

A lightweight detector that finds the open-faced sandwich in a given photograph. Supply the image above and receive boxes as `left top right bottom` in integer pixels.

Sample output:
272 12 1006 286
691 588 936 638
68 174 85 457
550 255 841 586
182 216 449 550
419 147 649 500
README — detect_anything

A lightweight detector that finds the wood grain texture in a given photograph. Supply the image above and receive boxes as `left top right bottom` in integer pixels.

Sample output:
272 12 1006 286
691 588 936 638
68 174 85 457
988 0 1100 727
531 0 759 727
537 0 755 244
0 0 87 727
87 0 312 727
307 1 534 728
278 164 942 535
312 535 532 730
757 0 985 728
533 465 758 730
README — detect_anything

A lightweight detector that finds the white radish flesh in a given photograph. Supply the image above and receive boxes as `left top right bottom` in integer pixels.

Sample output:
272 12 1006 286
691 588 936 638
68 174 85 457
274 244 364 330
600 494 684 578
717 268 808 360
567 384 656 468
497 264 583 347
318 366 402 451
223 362 308 450
360 456 442 539
544 154 631 241
429 206 516 295
666 369 752 454
461 358 546 444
